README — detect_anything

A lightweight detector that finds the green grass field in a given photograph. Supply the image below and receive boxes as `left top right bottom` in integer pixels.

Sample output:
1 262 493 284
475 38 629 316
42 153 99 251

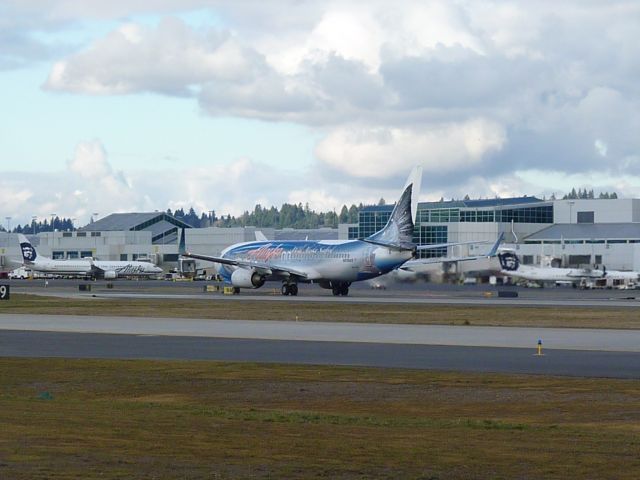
2 294 639 478
2 293 640 329
1 359 639 479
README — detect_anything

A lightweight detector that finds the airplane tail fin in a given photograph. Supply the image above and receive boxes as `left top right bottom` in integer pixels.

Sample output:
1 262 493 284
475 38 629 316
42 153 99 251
255 230 268 242
17 234 38 263
486 232 505 257
178 228 186 255
364 166 422 250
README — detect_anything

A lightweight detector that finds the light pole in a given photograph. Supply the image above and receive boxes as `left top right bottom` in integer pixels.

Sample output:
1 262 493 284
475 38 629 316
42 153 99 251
4 217 10 251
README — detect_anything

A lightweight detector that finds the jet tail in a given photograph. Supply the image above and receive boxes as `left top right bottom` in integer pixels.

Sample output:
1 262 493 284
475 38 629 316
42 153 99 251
486 232 505 257
178 228 186 255
364 166 422 251
17 234 39 263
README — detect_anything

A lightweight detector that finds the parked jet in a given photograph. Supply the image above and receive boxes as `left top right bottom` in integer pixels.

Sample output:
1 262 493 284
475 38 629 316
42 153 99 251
184 166 466 296
392 233 505 281
497 251 639 286
18 234 163 279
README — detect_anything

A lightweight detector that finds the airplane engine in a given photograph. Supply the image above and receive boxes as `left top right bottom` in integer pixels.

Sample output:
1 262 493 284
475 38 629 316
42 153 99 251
103 271 117 280
231 269 265 288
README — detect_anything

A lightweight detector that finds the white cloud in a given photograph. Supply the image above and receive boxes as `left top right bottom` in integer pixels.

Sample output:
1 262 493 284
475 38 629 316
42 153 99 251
68 140 112 178
45 17 260 95
314 119 506 179
3 0 640 217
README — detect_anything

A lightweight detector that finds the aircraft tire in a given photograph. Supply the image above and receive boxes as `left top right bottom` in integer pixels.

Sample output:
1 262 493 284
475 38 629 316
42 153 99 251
341 286 349 296
281 284 290 296
290 284 298 296
332 286 340 296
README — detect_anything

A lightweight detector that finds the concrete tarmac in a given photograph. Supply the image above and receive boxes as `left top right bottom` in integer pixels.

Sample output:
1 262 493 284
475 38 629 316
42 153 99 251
1 330 639 378
1 313 640 378
2 313 640 352
6 278 640 309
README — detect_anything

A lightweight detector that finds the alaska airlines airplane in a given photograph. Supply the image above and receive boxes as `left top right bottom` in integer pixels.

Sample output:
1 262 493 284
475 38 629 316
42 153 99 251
497 251 639 285
392 233 504 280
184 166 456 296
18 234 163 279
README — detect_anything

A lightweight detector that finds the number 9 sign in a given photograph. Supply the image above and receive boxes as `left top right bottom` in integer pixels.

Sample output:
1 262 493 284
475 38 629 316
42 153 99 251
0 284 9 300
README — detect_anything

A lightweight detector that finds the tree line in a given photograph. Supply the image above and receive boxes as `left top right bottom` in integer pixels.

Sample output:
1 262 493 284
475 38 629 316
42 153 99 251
1 187 623 233
169 203 362 229
557 188 618 200
0 217 75 234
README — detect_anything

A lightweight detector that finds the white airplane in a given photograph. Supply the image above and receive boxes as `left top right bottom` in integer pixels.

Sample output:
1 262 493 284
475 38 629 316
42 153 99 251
391 233 505 281
184 166 472 296
17 234 163 279
497 251 639 285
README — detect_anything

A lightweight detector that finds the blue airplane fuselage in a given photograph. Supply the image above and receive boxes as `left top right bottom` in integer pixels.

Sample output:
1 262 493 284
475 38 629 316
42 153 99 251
217 240 413 283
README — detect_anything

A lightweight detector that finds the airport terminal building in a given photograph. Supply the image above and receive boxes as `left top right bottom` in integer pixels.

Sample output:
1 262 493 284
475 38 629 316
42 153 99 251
347 197 640 271
2 197 640 275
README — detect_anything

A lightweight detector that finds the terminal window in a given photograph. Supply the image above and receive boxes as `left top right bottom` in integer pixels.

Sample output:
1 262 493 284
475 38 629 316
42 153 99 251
418 225 448 258
577 211 594 223
358 211 390 238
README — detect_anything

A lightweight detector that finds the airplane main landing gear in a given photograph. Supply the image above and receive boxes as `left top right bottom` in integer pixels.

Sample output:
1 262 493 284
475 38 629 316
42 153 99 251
281 283 298 296
331 283 350 296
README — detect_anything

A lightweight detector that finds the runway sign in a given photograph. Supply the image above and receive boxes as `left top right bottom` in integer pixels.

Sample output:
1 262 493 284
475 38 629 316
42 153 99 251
0 284 9 300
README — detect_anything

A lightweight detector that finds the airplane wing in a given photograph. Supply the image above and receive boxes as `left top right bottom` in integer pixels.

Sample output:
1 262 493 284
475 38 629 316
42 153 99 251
182 252 309 278
416 240 490 251
401 233 504 271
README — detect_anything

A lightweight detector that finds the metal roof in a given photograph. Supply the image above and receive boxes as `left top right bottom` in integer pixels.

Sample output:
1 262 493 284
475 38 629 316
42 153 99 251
81 212 191 232
526 223 640 240
361 196 546 213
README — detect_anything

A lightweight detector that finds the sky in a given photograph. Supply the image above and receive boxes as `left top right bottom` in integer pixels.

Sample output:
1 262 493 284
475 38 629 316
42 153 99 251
1 0 640 228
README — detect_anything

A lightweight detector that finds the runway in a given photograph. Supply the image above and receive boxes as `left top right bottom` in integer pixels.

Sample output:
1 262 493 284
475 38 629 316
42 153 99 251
7 278 640 308
88 292 640 308
2 313 640 351
1 314 639 378
1 330 639 378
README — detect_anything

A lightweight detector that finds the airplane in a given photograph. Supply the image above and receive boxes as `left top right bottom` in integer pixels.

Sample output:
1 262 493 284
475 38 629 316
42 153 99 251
497 250 640 286
17 234 163 279
183 166 472 296
390 233 505 281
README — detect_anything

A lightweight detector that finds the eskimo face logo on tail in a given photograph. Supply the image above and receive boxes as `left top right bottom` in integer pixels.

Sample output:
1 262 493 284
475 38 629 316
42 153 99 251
20 242 37 262
498 252 519 271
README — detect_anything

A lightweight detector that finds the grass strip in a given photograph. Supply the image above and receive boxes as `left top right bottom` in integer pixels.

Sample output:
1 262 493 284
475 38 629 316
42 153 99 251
2 293 640 329
1 358 639 479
